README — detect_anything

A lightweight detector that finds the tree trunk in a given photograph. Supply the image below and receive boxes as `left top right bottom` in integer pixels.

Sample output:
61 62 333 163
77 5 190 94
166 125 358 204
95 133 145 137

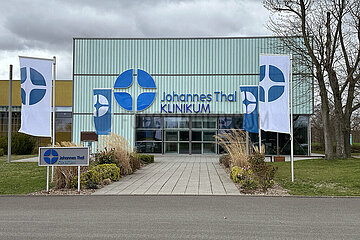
334 120 346 158
320 101 335 159
317 71 334 159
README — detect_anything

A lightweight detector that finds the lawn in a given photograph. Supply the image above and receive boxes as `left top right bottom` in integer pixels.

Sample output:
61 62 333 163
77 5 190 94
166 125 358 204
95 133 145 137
271 158 360 196
0 155 47 195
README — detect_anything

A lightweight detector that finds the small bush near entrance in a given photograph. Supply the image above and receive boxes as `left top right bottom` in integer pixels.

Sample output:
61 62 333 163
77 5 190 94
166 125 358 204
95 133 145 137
0 148 4 156
248 152 277 191
135 153 154 163
72 163 120 189
91 164 120 182
96 149 117 165
230 166 258 191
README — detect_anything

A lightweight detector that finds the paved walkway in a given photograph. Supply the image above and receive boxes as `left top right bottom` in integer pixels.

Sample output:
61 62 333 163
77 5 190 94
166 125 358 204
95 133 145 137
12 157 38 162
93 155 240 195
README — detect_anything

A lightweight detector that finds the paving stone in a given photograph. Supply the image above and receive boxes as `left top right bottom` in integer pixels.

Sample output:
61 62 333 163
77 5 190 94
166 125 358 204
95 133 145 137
93 155 240 195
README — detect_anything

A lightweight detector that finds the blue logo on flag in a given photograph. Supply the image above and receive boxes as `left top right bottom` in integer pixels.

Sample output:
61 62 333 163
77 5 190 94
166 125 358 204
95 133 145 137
259 65 285 103
44 149 58 164
240 86 259 133
94 89 112 135
114 69 156 112
20 67 47 105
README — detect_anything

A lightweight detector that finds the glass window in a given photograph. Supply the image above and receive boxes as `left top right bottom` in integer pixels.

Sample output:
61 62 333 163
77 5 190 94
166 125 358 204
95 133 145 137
261 131 277 155
203 117 217 129
219 117 233 129
203 143 216 154
203 131 216 141
136 142 162 153
191 143 202 154
165 131 178 141
179 131 189 141
192 120 202 128
136 116 162 129
219 116 243 129
165 142 178 153
136 130 162 141
55 112 72 132
179 143 189 154
192 131 202 141
164 117 189 129
279 116 309 155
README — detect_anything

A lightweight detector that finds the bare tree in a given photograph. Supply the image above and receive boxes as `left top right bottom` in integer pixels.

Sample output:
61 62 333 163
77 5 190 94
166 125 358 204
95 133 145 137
264 0 360 159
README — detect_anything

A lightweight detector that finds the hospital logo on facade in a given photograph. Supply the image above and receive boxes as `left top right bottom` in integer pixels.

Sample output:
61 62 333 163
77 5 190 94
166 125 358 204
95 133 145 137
114 69 156 112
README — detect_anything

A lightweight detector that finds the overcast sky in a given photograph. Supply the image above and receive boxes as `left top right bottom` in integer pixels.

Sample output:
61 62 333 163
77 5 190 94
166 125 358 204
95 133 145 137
0 0 271 80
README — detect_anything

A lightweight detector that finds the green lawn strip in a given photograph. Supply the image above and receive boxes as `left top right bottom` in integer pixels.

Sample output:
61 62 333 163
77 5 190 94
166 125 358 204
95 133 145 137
270 158 360 196
0 155 46 195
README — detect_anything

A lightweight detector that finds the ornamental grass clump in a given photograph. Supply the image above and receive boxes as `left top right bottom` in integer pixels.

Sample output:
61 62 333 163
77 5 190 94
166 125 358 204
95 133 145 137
53 141 88 189
216 129 248 167
100 133 133 175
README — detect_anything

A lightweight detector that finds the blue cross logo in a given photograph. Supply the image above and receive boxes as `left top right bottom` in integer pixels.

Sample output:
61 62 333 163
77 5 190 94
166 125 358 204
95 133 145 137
114 69 156 112
20 67 47 105
259 64 285 103
93 93 110 117
241 91 257 114
44 149 58 164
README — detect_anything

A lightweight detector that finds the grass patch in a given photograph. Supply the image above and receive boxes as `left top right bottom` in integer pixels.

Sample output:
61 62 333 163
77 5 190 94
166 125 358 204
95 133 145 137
271 158 360 196
0 155 47 195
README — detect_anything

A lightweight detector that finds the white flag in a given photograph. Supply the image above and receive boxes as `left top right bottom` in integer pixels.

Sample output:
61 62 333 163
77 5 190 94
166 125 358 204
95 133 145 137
19 57 53 137
259 55 290 134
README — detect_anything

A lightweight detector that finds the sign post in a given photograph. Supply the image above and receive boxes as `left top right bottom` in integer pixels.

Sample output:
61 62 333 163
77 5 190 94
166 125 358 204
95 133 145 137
8 65 13 164
39 147 89 192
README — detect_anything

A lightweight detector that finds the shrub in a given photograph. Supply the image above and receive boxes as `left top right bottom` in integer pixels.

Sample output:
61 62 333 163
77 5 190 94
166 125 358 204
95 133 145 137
73 164 120 189
0 136 6 154
11 133 36 154
216 130 248 167
248 152 277 191
91 164 120 182
230 166 258 191
0 133 35 155
95 149 117 165
0 148 4 156
351 143 360 153
82 169 102 189
219 154 230 168
135 153 154 163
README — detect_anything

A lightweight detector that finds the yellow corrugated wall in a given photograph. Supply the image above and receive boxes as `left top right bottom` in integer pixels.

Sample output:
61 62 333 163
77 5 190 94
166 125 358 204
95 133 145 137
0 80 72 106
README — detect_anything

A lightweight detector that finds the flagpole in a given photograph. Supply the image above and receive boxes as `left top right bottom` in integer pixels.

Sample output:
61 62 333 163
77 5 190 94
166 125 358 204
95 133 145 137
7 65 13 164
51 56 56 183
258 77 261 153
290 54 294 182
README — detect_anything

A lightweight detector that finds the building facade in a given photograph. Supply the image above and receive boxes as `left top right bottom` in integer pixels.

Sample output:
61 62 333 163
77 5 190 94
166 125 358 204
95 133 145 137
72 37 313 155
